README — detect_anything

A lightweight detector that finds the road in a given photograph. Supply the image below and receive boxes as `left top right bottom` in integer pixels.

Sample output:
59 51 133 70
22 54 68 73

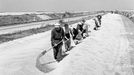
46 13 133 75
121 15 134 74
0 13 132 75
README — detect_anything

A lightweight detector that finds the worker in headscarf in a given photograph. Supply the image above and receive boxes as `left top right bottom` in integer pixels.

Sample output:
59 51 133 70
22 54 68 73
63 23 73 52
97 15 102 26
82 20 90 38
93 17 100 30
51 23 65 62
75 22 83 40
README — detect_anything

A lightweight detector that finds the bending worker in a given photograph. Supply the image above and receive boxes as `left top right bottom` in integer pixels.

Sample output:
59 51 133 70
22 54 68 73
63 23 73 52
51 23 65 62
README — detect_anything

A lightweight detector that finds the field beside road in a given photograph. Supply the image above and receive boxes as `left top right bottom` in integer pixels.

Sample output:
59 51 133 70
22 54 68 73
0 11 93 27
0 15 92 44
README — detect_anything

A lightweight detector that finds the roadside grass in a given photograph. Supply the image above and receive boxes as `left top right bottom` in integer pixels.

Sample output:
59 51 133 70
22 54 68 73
0 13 105 44
0 14 42 26
0 12 90 27
0 25 54 44
0 16 92 44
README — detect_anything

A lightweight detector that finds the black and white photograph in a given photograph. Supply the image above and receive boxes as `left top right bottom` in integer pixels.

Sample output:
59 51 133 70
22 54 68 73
0 0 134 75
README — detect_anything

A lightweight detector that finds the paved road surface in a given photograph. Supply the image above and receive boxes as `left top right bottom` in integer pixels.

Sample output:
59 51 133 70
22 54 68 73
0 13 133 75
46 13 133 75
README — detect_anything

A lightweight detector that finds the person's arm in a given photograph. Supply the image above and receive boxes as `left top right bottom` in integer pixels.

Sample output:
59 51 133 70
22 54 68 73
69 28 75 41
69 28 74 36
61 27 65 40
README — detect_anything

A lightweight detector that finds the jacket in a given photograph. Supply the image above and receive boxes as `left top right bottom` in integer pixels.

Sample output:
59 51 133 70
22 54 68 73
51 27 64 45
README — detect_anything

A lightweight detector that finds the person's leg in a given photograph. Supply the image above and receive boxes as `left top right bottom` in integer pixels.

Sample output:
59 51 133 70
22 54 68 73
68 39 71 50
53 46 59 61
64 40 68 52
86 28 89 37
82 30 86 38
65 39 71 51
81 30 84 37
73 34 76 40
56 42 63 62
100 20 101 25
81 32 83 37
73 28 78 40
99 20 101 26
94 26 98 30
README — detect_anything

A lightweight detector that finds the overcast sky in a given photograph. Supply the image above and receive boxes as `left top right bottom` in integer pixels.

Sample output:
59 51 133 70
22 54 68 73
0 0 134 12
